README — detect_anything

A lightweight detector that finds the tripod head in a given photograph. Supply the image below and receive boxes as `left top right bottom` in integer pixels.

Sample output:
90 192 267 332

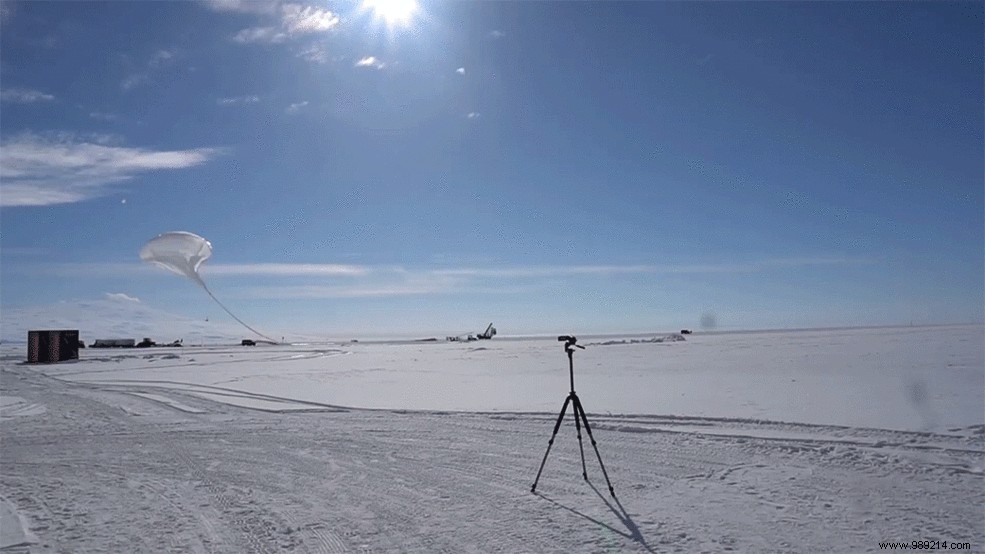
557 335 586 352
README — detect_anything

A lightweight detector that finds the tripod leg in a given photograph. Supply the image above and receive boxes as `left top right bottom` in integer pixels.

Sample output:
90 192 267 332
531 396 572 493
573 396 616 497
573 396 588 480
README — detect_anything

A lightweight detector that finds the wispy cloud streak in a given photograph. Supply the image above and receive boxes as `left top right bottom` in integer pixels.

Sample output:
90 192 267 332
428 258 869 278
285 100 309 114
354 56 385 69
280 3 338 33
121 49 176 91
89 111 122 121
0 134 220 207
1 88 55 103
225 2 338 43
20 262 371 278
203 263 369 276
233 26 287 43
17 258 869 278
237 284 532 299
204 0 281 14
218 95 260 105
13 258 872 300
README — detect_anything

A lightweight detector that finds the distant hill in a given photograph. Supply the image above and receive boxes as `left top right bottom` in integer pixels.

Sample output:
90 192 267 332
1 294 244 345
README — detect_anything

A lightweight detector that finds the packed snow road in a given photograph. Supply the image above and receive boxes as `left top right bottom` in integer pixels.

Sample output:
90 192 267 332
2 364 982 553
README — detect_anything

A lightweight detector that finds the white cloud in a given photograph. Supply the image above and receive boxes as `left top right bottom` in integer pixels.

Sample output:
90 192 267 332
204 0 281 14
89 111 122 122
354 56 385 69
242 284 455 299
286 100 309 114
0 133 221 207
10 258 871 310
1 88 55 103
24 258 870 281
280 3 338 33
120 49 176 91
217 95 260 105
430 266 646 278
76 132 123 145
467 112 480 119
296 44 329 63
429 259 872 278
105 292 141 303
489 30 505 39
456 67 465 75
228 3 338 44
149 49 174 67
121 73 149 91
237 281 533 299
18 262 370 278
204 263 368 276
233 26 287 44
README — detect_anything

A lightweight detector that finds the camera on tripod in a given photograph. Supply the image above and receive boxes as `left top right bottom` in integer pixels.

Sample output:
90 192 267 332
532 332 614 496
557 335 584 350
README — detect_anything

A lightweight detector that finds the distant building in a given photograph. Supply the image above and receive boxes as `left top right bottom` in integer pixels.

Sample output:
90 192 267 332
28 330 80 363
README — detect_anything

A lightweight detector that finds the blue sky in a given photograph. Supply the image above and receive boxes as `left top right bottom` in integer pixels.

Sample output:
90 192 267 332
1 0 982 339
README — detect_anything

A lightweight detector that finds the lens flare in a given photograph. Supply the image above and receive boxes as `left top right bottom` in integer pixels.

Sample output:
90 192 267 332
361 0 419 28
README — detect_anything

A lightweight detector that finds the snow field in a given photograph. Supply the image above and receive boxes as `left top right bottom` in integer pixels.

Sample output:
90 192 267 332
1 325 982 552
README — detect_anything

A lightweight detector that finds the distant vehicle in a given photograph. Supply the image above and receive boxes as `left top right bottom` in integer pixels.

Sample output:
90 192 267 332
92 339 136 348
241 339 256 346
680 329 693 335
477 323 497 340
136 338 157 348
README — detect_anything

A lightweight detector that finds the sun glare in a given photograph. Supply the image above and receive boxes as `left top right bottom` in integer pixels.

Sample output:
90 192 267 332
362 0 419 28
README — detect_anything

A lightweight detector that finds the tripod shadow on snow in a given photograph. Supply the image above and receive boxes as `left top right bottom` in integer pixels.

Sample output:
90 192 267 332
534 481 655 553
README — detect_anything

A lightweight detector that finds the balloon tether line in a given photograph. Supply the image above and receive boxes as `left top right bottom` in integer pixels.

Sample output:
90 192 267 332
202 282 278 343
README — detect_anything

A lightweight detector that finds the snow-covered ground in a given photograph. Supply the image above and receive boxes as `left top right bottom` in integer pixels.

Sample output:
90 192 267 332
2 325 982 552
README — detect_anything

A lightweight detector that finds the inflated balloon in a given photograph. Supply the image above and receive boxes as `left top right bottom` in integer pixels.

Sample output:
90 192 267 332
139 231 212 289
141 231 277 343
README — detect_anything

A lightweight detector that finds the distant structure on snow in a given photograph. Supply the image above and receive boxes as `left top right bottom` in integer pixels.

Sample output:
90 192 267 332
27 330 80 363
477 323 497 340
448 323 497 342
92 338 137 348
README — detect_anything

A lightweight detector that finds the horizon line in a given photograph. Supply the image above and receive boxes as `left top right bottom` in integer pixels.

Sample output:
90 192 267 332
1 321 980 345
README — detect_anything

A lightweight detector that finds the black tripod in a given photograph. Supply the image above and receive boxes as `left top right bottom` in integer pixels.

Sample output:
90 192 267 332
531 335 616 497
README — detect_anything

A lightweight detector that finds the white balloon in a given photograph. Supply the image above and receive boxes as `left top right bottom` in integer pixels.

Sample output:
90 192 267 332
140 231 278 343
139 231 213 288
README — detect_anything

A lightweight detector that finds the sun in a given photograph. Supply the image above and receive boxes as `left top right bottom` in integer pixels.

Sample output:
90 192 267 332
361 0 419 28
